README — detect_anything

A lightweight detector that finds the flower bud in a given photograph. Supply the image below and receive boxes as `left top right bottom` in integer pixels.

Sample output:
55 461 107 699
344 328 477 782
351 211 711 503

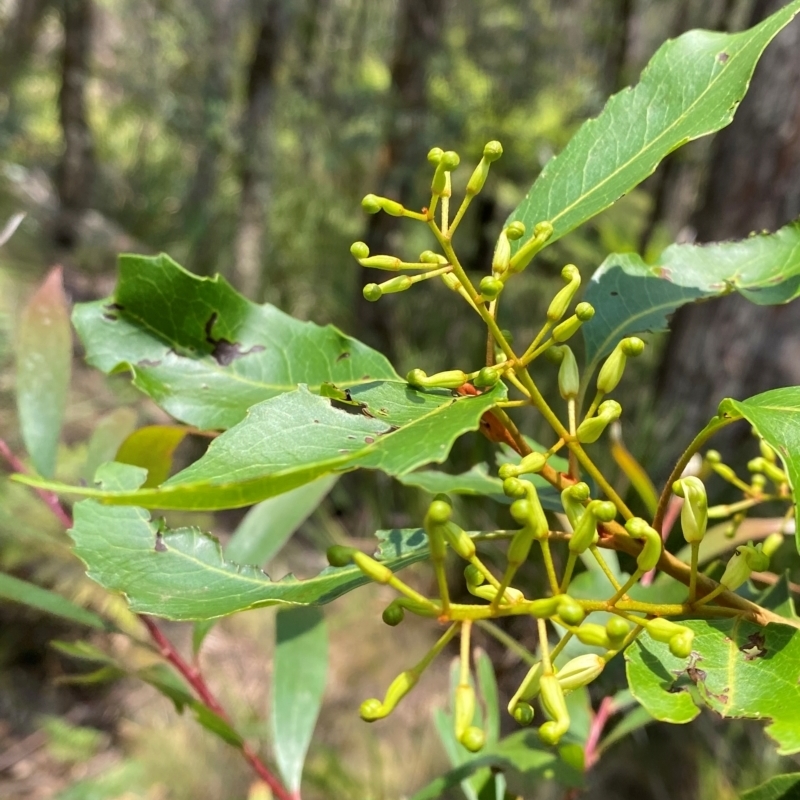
503 476 527 498
431 151 460 196
363 283 382 302
538 675 570 744
350 241 369 259
352 551 392 584
326 545 355 567
762 532 784 558
360 669 418 721
606 617 631 645
748 457 787 486
758 437 777 463
645 617 688 644
360 255 402 270
361 194 382 214
560 481 591 530
427 147 444 165
483 140 503 162
359 698 384 721
382 602 405 626
509 483 549 545
469 583 524 604
406 369 468 389
556 654 605 692
464 563 484 587
552 302 595 342
460 726 486 752
499 452 547 479
506 221 526 240
574 623 612 649
557 596 585 625
596 337 645 395
509 221 554 273
479 275 504 299
442 521 476 560
625 517 662 572
513 702 534 725
528 595 562 618
569 499 616 554
441 273 462 292
473 365 503 388
546 265 581 323
672 476 708 544
516 662 542 702
576 400 622 444
419 250 447 264
492 230 511 275
454 684 476 740
669 631 694 659
378 275 412 294
720 542 769 590
466 159 490 196
556 345 579 400
427 495 452 524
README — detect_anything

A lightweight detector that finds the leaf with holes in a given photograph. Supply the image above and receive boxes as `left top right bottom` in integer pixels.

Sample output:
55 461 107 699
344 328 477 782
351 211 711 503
72 253 398 430
625 618 800 754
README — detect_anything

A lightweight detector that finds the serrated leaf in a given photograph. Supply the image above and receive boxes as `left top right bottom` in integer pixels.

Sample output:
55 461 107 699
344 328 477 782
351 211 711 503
72 254 398 430
271 607 328 794
16 267 72 477
719 388 800 552
626 618 800 754
18 382 505 511
115 425 191 488
583 222 800 372
67 499 441 620
0 572 105 629
509 3 800 245
740 773 800 800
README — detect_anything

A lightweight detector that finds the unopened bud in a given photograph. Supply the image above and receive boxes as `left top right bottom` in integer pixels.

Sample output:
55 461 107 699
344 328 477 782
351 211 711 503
469 583 524 604
553 303 595 342
720 542 769 590
352 551 392 584
513 702 535 725
350 241 370 259
569 499 616 554
560 482 591 530
509 221 554 273
503 476 527 498
460 726 486 752
596 337 645 395
360 669 418 721
361 194 382 214
555 345 579 400
669 631 694 659
464 563 485 587
363 283 382 302
556 654 605 692
499 452 547 479
606 617 631 645
492 230 511 275
538 675 570 744
557 596 585 625
758 437 777 463
326 545 355 567
473 365 503 388
480 275 504 300
483 140 503 162
431 151 460 196
427 147 444 165
506 221 526 240
625 517 662 572
420 250 447 264
454 684 476 740
442 521 476 560
574 623 612 649
546 265 581 323
762 532 784 558
748 457 787 486
646 617 689 644
382 602 405 626
360 255 402 270
672 476 708 544
406 369 468 389
576 400 622 444
527 595 563 618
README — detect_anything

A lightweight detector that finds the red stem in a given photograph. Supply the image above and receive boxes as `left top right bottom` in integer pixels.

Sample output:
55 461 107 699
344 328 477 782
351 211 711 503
583 696 615 770
0 439 295 800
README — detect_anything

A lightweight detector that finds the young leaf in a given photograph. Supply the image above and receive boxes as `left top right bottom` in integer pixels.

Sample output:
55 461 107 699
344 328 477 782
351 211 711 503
271 607 328 795
16 267 72 477
740 774 800 800
0 571 105 629
72 254 398 430
226 475 337 566
583 222 800 371
67 498 443 620
17 382 505 510
115 425 191 487
625 618 800 754
509 1 800 245
718 388 800 551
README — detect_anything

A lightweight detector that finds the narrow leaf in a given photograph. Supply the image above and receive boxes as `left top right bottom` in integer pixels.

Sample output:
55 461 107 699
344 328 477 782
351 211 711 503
16 267 72 477
626 618 800 754
17 382 505 510
740 774 800 800
115 425 191 487
0 572 105 629
72 254 398 430
271 607 328 794
509 2 800 244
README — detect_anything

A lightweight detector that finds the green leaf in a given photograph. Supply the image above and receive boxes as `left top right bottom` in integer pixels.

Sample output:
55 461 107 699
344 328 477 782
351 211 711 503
740 773 800 800
719 388 800 551
271 607 328 794
626 618 800 754
583 222 800 370
73 254 398 430
474 649 500 745
18 382 505 510
67 496 440 619
0 571 105 629
509 2 800 245
226 475 337 566
115 425 191 488
16 267 72 477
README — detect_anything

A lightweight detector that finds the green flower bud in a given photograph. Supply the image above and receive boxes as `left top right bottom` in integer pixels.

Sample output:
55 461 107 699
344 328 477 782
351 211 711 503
498 452 547 479
350 241 370 259
326 545 355 567
503 477 527 498
360 669 418 721
625 517 662 572
483 140 503 162
596 337 645 395
360 255 402 270
557 596 585 625
556 654 605 692
720 542 769 590
645 617 688 644
527 595 562 618
441 150 460 170
538 675 570 744
460 726 486 752
442 521 476 560
576 400 622 444
751 473 767 492
406 369 468 389
762 532 784 558
479 275 504 300
672 476 708 544
759 437 777 463
555 345 579 400
509 221 554 273
427 147 444 165
516 662 542 701
466 160 490 196
361 194 382 214
574 623 612 649
454 684 476 740
352 551 392 584
378 275 412 294
363 283 382 302
546 265 581 323
464 564 485 587
431 150 461 195
709 460 739 483
427 496 452 524
492 230 511 275
606 617 631 645
379 198 405 216
748 457 787 485
509 483 549 544
705 449 722 464
560 482 591 530
441 273 462 292
669 631 694 659
569 499 616 554
382 602 405 626
473 366 503 388
513 702 535 725
539 719 570 745
419 250 447 264
469 583 524 604
506 221 526 240
552 303 595 342
359 698 385 721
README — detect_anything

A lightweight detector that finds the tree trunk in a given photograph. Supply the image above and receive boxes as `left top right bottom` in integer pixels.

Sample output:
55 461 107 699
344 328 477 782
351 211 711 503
231 0 288 299
53 0 95 251
657 0 800 462
354 0 447 357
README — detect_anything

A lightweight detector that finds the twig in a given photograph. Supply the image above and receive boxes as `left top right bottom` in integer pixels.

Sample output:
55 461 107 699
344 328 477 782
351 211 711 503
0 439 295 800
584 696 615 769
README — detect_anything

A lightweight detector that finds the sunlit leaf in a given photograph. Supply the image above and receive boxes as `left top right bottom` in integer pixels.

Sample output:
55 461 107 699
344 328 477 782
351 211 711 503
740 773 800 800
115 425 191 487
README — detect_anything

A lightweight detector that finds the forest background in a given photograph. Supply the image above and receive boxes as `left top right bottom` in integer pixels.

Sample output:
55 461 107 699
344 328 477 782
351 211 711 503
1 0 800 798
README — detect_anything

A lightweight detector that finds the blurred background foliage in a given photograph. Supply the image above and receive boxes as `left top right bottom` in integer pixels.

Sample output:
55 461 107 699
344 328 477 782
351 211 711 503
1 0 800 797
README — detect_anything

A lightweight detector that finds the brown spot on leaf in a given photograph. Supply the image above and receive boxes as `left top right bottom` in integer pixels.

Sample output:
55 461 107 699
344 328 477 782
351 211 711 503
138 358 162 367
364 436 375 444
718 52 729 63
336 351 351 362
155 533 167 552
204 311 266 366
103 313 118 321
740 631 767 661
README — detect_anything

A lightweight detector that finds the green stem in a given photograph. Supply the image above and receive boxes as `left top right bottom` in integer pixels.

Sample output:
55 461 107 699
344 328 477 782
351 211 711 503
549 632 573 663
540 539 561 596
415 623 461 675
538 618 552 674
560 552 578 593
607 570 643 605
590 545 622 592
460 620 472 685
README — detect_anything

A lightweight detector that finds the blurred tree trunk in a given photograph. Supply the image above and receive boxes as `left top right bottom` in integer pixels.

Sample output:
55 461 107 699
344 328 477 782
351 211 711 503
0 0 52 97
53 0 95 250
355 0 446 357
231 0 289 299
657 0 800 461
183 0 242 276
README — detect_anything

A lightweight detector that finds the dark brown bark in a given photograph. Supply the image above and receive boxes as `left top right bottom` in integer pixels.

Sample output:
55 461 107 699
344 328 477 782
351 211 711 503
0 0 52 97
232 0 289 299
657 0 800 461
354 0 447 357
53 0 95 250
